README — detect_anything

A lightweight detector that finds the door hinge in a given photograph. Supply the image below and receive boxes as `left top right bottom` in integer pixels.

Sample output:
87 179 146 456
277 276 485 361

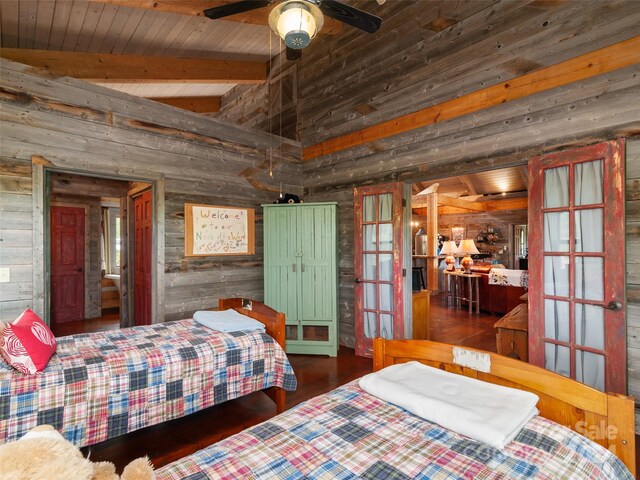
403 268 406 277
402 198 407 207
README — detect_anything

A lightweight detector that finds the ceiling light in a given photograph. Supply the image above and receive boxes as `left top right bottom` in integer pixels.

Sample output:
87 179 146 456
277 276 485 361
269 0 324 49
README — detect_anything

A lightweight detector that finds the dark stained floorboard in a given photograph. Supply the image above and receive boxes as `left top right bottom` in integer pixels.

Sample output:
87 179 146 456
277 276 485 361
51 309 120 337
428 292 500 352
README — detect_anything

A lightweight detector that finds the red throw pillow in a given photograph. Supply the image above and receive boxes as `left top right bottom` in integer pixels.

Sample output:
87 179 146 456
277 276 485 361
0 308 56 374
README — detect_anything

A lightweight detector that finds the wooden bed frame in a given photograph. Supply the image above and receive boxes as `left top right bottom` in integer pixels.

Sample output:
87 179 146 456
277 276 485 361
218 298 287 413
373 338 636 476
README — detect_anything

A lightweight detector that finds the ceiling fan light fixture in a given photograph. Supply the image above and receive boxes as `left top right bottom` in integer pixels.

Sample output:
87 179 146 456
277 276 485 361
269 0 324 49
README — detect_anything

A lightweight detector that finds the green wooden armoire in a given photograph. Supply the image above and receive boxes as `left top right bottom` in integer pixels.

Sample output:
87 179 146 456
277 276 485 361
263 202 338 356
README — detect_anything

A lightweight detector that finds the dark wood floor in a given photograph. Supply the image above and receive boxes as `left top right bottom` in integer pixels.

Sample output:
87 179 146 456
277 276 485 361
50 309 120 337
428 292 500 352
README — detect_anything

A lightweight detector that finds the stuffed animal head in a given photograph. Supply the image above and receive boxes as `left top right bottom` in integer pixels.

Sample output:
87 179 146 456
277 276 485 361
275 193 303 204
0 425 154 480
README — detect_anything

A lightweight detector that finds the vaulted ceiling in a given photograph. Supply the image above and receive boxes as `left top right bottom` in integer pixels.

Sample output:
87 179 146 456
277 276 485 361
0 0 369 114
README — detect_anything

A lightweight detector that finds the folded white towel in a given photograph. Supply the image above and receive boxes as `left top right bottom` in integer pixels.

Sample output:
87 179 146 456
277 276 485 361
359 361 539 450
193 309 266 333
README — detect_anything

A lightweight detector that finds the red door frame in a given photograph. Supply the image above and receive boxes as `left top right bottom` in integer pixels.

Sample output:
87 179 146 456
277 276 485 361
133 190 153 326
528 139 626 393
50 205 85 323
354 182 404 357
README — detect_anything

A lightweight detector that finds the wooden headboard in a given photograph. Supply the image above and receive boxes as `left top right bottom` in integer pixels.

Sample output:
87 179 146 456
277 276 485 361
373 338 636 476
218 298 286 350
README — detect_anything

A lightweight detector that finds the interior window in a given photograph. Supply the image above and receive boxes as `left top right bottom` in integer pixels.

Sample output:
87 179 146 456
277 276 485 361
102 207 121 274
514 224 528 267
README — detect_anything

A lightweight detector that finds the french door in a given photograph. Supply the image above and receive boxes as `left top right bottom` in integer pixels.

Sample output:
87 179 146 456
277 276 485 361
354 183 404 357
528 140 625 393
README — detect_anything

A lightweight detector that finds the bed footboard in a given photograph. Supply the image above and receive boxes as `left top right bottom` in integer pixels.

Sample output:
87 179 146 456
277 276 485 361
219 298 288 413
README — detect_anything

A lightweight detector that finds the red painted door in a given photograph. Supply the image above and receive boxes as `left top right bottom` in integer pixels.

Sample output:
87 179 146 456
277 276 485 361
354 183 404 357
50 206 85 323
528 140 625 393
134 190 152 325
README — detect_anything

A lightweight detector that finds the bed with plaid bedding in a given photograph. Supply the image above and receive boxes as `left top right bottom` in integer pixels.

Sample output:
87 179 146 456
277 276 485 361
156 380 632 480
0 319 297 447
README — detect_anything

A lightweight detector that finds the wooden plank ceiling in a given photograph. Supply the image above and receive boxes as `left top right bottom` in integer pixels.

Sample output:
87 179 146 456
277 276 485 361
412 166 529 213
0 0 280 113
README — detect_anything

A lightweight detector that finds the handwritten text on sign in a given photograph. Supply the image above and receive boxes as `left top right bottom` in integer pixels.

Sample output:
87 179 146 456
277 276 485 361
192 206 250 255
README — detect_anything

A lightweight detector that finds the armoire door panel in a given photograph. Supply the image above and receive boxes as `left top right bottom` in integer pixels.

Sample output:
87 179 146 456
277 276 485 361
266 265 299 325
264 203 338 356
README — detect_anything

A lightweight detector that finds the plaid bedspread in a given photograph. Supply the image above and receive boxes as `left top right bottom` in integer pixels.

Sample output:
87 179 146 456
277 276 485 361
157 381 632 480
0 319 297 447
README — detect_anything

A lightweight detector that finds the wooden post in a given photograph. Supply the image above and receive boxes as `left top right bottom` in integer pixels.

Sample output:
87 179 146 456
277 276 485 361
425 193 439 292
31 162 46 321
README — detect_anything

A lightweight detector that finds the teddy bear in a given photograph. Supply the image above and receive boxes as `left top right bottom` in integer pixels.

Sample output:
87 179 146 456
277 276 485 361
0 425 155 480
274 193 303 204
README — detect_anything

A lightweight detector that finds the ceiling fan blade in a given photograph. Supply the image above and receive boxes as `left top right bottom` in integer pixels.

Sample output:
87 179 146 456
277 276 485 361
319 0 382 33
203 1 275 20
286 46 302 61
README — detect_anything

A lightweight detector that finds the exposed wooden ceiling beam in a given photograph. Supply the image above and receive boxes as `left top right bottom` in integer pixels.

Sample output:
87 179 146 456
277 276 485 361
437 197 528 215
303 36 640 160
91 0 343 35
417 183 439 195
458 175 477 195
484 197 528 211
148 96 221 113
459 194 483 202
0 48 266 84
437 194 487 212
413 192 487 212
518 166 530 190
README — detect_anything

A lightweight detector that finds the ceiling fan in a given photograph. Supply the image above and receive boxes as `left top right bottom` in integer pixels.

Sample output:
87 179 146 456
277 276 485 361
204 0 382 60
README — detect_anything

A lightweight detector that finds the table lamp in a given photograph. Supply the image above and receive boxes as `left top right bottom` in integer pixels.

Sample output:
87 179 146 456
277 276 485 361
459 239 480 273
439 240 459 271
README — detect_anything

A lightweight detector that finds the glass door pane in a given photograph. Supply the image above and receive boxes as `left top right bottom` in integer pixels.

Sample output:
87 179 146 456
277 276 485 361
354 184 404 357
529 141 626 393
361 193 394 340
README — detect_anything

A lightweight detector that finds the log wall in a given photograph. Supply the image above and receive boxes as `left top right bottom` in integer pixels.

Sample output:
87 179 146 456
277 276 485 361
436 209 529 269
0 58 302 324
0 160 32 319
626 139 640 427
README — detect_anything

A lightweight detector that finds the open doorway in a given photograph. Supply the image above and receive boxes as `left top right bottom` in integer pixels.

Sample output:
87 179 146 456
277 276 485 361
409 166 529 353
46 171 152 336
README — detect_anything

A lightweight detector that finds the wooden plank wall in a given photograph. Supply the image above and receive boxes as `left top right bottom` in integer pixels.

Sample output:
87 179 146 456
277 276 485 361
0 161 32 320
298 1 640 149
437 209 529 269
214 55 298 141
626 139 640 428
0 58 303 324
